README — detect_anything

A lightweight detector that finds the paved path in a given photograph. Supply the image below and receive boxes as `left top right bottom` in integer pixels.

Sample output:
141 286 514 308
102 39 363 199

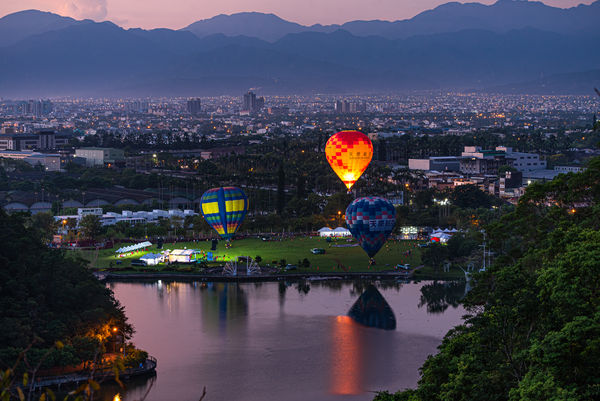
30 357 156 390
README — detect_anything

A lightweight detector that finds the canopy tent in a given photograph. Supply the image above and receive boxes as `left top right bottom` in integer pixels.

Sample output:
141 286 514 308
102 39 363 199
115 241 152 254
430 232 452 243
140 253 163 265
333 227 351 236
318 227 334 237
168 249 200 263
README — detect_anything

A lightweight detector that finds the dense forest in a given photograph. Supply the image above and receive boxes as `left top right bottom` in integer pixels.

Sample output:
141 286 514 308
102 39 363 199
376 158 600 400
0 211 133 372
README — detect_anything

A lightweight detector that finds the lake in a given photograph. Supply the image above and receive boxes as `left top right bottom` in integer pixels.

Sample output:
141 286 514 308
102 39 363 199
100 279 466 401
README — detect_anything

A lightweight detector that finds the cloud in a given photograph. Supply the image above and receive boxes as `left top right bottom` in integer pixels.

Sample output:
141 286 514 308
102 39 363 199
59 0 107 20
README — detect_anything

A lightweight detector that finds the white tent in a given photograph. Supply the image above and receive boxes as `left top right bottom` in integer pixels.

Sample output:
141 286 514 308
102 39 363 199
168 249 198 263
430 232 452 243
333 227 351 237
140 253 163 266
318 227 334 237
115 241 152 254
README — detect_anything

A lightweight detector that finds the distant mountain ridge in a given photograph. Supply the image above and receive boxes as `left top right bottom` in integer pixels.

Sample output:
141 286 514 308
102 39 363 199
0 9 80 46
0 1 599 97
183 0 600 41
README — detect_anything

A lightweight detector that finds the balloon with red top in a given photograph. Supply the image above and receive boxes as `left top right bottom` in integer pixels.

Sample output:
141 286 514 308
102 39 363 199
325 130 373 190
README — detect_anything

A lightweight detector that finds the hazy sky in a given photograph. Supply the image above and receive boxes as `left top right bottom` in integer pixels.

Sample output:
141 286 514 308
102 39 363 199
0 0 595 29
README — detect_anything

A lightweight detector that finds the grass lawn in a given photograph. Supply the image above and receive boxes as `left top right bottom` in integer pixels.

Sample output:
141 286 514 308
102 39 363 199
72 237 424 273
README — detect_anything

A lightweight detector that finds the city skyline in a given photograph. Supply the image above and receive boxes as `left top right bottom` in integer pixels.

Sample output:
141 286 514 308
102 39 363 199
0 0 594 29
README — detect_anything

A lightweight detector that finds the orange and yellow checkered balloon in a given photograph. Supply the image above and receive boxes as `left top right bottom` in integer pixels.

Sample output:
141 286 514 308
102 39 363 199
325 130 373 190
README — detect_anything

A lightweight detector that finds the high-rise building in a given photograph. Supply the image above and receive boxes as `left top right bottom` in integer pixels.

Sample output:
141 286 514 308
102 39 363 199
242 91 264 113
24 100 53 117
256 96 264 111
334 100 366 114
186 98 202 115
243 91 256 112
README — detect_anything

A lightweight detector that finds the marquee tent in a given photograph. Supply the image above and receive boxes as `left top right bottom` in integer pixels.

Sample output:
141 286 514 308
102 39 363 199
140 253 163 266
115 241 152 254
332 227 351 237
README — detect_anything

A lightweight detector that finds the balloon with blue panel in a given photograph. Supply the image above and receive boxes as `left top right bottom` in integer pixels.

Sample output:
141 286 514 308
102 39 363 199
345 197 396 260
200 187 248 240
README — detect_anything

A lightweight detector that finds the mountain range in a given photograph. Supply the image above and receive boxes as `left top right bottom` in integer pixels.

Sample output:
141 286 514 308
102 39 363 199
183 0 600 42
0 0 598 97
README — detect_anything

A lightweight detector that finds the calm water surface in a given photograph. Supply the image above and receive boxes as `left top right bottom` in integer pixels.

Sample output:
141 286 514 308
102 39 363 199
101 280 465 401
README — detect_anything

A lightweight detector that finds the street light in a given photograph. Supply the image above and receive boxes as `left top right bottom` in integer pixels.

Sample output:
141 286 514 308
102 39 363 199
112 327 125 357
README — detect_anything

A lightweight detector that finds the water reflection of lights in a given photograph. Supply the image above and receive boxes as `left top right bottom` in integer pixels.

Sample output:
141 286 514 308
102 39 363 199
330 315 362 395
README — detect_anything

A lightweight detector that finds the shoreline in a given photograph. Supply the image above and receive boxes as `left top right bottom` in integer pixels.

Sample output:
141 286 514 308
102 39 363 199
27 357 157 391
96 270 461 282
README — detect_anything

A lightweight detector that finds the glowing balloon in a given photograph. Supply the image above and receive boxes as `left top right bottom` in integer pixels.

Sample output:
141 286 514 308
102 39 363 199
325 130 373 190
200 187 248 240
345 197 396 259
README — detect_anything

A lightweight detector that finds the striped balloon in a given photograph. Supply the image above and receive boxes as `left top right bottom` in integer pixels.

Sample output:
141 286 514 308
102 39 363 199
200 187 248 240
345 197 396 258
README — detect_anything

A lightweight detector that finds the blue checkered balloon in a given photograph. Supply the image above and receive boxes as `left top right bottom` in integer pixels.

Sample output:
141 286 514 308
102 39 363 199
345 197 396 258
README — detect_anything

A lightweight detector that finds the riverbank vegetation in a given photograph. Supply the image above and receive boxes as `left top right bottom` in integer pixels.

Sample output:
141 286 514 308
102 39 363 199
376 157 600 400
0 211 146 398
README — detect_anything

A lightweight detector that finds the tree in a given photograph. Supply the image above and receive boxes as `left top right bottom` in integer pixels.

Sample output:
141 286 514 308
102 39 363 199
296 174 306 199
79 214 103 241
0 210 131 370
381 157 600 401
450 184 494 209
28 212 58 243
276 162 286 215
421 242 448 271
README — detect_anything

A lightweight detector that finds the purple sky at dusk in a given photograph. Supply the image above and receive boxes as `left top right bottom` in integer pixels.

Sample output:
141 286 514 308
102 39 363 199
0 0 595 29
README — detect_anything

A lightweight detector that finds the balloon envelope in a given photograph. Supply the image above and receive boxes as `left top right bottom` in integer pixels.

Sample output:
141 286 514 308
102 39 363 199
325 130 373 190
345 197 396 258
200 187 248 240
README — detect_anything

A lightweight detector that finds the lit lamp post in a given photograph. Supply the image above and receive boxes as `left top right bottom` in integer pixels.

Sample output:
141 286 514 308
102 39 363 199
112 327 126 357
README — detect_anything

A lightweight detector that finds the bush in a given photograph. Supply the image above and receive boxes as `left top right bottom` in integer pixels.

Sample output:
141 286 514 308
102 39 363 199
123 347 148 368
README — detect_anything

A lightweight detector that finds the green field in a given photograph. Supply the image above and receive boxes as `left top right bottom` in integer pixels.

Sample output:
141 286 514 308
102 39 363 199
72 237 424 273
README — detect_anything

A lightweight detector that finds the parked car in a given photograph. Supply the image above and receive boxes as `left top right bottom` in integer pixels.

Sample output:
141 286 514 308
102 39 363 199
130 259 146 267
395 263 411 270
418 243 430 248
284 264 298 271
311 248 326 255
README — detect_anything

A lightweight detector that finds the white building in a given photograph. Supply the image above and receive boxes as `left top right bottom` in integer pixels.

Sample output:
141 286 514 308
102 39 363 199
75 147 124 167
495 146 546 172
56 208 197 227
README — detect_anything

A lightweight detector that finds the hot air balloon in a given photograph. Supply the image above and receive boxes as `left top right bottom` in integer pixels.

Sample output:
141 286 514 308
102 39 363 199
325 130 373 191
345 197 396 262
200 187 248 240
